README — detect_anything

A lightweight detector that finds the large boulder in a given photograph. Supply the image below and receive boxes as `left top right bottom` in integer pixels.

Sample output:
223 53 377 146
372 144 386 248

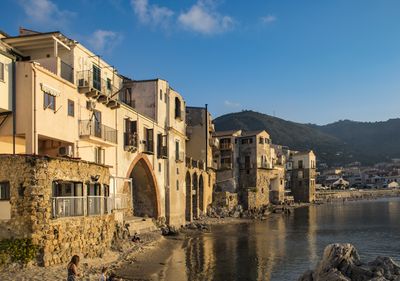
299 244 400 281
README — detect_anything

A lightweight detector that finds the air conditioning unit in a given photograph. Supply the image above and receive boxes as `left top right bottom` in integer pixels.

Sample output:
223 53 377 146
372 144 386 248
59 145 73 157
86 100 96 111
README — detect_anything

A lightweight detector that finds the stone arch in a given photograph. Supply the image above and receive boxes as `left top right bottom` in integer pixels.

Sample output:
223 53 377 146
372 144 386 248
192 173 199 219
199 174 204 214
185 171 192 222
126 154 161 218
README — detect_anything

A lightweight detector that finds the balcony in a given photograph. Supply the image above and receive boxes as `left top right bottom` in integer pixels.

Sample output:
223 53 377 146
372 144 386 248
220 143 233 150
124 132 138 152
176 151 185 163
36 57 74 84
210 137 219 149
79 120 117 146
142 140 154 154
76 70 120 109
219 163 233 170
158 146 168 159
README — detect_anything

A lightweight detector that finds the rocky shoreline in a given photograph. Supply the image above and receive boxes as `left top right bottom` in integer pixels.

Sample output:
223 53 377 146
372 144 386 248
298 243 400 281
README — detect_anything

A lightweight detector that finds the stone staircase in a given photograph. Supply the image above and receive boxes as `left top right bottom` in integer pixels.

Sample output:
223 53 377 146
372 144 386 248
124 216 158 236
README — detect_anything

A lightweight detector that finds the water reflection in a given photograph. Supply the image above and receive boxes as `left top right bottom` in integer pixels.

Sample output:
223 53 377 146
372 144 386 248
164 198 400 281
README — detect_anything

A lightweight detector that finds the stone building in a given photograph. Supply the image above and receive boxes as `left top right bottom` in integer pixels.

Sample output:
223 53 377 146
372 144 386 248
0 155 114 266
185 106 218 220
213 130 286 209
290 150 317 203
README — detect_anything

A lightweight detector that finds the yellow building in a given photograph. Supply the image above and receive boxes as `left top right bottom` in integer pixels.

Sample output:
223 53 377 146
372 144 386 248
0 29 187 226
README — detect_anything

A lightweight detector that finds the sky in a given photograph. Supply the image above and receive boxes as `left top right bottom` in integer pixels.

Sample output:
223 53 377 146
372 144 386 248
1 0 400 125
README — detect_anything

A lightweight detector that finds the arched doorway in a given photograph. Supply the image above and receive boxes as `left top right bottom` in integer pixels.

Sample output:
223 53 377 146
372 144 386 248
199 174 204 215
129 157 160 218
185 172 192 221
192 173 199 219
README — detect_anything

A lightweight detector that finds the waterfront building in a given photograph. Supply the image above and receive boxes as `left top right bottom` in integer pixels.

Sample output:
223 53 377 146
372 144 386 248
213 130 286 208
0 28 201 265
290 150 317 203
185 106 218 220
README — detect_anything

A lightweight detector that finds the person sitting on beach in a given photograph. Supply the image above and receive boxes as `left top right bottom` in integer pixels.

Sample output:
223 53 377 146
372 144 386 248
132 232 141 243
99 266 107 281
67 255 80 281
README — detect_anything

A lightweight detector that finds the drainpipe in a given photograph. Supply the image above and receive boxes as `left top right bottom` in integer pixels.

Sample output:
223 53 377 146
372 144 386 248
12 61 16 154
165 86 170 224
205 104 208 170
32 64 37 155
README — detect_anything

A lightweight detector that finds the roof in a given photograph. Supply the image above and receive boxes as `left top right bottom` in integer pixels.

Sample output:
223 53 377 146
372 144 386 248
3 31 75 54
241 130 270 137
213 130 242 137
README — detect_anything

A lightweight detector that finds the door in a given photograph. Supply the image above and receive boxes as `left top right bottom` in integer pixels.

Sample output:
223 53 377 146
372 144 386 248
93 110 102 138
92 65 101 91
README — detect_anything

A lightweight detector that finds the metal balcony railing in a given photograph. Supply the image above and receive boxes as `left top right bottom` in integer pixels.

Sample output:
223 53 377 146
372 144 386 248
176 151 185 162
158 146 168 158
220 143 233 150
143 140 154 154
60 61 74 83
79 120 117 144
124 132 138 149
76 70 118 96
220 163 233 170
51 197 85 218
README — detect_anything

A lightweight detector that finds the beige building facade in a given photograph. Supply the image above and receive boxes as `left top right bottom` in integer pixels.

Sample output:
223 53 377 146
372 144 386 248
185 106 218 220
0 29 189 228
290 151 317 203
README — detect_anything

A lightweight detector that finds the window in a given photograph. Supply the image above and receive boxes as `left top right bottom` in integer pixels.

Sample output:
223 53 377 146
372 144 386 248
244 155 251 169
259 137 264 144
124 119 137 148
52 181 84 218
144 128 154 153
157 133 167 158
68 99 75 117
175 141 180 161
92 64 101 91
87 183 101 215
298 170 304 179
176 180 179 191
107 78 112 91
44 92 56 110
0 181 10 200
0 62 4 81
298 160 303 169
164 92 167 103
175 97 182 119
158 163 162 172
95 147 105 164
160 89 163 100
241 138 252 145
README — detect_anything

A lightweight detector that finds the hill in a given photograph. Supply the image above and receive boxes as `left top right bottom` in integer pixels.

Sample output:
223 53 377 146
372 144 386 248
213 110 400 166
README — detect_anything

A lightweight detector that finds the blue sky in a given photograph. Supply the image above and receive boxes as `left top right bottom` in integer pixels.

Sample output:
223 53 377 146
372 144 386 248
2 0 400 125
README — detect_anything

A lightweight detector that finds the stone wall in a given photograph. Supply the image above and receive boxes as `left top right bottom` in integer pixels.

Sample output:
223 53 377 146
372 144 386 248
212 191 238 211
0 155 115 266
241 190 269 210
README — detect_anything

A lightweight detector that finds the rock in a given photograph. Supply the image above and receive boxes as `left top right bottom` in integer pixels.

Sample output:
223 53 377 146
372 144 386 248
298 244 400 281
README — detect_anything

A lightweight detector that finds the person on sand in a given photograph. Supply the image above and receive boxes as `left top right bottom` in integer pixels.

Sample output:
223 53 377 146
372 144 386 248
132 232 141 243
67 255 81 281
99 267 107 281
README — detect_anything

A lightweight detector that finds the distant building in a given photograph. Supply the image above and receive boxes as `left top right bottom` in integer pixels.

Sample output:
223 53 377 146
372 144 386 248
290 151 317 203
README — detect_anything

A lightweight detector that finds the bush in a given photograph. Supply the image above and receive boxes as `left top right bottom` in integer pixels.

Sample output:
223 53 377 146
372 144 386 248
0 238 38 265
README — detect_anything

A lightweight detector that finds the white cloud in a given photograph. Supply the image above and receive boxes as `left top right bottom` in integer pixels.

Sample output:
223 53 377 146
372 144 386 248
18 0 75 29
87 30 123 53
131 0 174 28
224 100 241 108
178 0 235 34
261 15 277 24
